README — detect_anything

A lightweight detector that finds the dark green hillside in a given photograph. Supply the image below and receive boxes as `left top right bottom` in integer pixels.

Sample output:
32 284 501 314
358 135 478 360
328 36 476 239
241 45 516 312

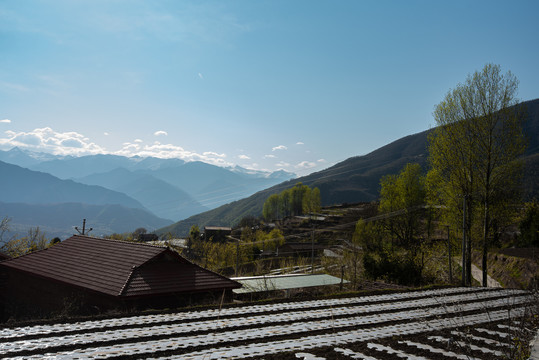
159 98 539 236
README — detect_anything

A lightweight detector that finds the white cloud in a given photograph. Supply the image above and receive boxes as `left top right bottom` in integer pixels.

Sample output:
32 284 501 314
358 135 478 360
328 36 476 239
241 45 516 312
275 161 290 168
238 154 250 160
114 142 232 167
104 132 110 136
0 127 105 155
203 151 226 158
272 145 287 151
154 130 168 136
295 161 317 169
296 141 304 145
0 119 11 124
264 154 276 159
0 126 241 170
120 143 141 152
317 159 327 163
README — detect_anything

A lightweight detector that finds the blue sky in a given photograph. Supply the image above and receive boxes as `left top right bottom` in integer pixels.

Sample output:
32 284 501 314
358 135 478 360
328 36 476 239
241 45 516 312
1 0 538 176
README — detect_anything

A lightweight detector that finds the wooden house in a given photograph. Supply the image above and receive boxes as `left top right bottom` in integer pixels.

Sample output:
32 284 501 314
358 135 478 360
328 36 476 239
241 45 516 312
0 235 241 318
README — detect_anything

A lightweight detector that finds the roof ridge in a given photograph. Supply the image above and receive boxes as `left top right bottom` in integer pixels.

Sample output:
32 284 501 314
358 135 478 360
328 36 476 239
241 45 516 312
119 265 138 296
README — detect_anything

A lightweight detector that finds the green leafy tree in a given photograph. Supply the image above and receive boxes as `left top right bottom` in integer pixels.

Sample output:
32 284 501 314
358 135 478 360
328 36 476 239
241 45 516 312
348 219 379 288
133 227 147 241
518 201 539 247
289 183 308 216
303 187 321 214
262 183 321 221
263 194 281 221
186 225 200 258
379 163 426 254
279 189 292 218
428 63 526 286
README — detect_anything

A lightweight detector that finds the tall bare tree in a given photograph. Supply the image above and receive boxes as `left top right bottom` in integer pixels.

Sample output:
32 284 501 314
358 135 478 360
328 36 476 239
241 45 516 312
428 64 526 286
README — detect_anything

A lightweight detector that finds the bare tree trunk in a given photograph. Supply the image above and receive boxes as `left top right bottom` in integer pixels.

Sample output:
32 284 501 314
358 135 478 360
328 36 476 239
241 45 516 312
482 200 489 287
462 196 467 286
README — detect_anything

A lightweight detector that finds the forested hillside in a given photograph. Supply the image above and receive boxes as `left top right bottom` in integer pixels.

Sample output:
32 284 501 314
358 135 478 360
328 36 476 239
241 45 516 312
159 98 539 236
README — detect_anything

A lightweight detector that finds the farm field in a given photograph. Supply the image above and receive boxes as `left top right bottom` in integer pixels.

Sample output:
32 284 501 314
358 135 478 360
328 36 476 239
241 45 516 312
0 287 537 359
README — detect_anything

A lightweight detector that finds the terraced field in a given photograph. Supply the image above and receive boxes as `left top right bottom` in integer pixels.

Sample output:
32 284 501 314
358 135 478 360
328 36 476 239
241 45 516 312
1 287 537 359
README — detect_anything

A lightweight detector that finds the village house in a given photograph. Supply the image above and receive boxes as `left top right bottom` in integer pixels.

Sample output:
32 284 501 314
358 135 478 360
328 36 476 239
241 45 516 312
203 226 232 242
0 235 241 319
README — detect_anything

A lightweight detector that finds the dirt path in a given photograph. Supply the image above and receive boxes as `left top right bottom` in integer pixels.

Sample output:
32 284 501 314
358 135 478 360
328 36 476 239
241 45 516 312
456 259 502 287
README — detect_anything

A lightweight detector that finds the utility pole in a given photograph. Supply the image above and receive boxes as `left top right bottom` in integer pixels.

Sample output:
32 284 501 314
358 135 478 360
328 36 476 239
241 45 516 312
75 219 92 236
311 223 315 274
236 240 239 277
446 225 452 284
462 195 467 286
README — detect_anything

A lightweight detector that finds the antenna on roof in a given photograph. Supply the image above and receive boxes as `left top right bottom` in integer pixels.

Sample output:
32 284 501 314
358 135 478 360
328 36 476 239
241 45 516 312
75 219 93 236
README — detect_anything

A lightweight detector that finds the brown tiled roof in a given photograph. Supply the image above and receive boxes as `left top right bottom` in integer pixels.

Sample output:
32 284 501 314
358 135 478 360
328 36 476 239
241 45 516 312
0 235 240 297
123 259 239 297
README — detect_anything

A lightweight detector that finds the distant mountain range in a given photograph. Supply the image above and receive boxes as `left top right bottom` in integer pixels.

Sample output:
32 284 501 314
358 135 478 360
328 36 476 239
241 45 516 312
0 201 172 240
0 161 146 209
0 150 295 239
2 99 537 240
75 167 207 220
159 98 539 236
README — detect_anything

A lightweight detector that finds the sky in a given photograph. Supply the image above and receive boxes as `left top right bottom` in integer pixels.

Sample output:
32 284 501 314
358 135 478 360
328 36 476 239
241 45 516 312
1 0 538 176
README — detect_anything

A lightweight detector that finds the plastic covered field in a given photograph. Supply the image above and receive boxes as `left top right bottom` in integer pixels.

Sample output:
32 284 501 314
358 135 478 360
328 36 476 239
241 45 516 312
0 287 536 359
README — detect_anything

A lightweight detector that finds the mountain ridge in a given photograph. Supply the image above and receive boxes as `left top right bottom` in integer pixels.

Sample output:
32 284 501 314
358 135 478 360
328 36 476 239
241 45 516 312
0 161 147 210
0 151 296 221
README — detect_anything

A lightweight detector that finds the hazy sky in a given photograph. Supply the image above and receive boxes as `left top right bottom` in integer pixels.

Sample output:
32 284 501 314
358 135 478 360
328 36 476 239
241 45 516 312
1 0 538 175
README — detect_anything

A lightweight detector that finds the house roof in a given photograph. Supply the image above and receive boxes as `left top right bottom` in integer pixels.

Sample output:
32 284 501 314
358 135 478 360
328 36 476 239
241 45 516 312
0 235 240 297
204 226 232 232
231 274 348 294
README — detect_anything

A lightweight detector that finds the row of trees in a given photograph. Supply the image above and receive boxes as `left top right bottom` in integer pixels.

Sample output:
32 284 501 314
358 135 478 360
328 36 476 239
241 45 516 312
262 183 321 221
